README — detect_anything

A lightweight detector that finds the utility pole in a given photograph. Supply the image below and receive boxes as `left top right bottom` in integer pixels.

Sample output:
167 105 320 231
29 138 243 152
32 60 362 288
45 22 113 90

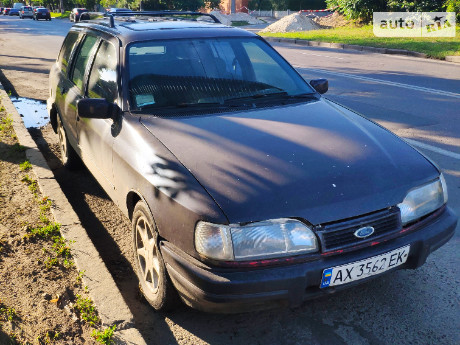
231 0 236 14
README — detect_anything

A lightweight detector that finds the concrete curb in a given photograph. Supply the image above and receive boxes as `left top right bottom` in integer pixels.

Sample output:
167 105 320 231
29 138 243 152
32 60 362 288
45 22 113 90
262 36 446 61
0 85 147 345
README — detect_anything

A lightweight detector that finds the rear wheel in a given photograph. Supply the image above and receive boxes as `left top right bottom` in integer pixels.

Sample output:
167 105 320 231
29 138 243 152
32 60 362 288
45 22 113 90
57 115 81 170
132 201 179 311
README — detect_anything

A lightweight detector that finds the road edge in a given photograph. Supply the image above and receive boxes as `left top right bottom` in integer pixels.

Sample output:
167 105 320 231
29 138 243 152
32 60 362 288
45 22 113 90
0 84 147 345
262 36 460 63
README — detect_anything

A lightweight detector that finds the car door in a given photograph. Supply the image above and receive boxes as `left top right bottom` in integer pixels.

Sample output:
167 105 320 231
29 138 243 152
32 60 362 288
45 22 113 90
77 38 119 192
54 30 81 147
64 34 99 153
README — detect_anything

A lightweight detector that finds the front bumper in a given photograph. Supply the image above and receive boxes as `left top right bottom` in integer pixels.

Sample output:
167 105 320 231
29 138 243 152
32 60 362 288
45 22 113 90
162 207 457 313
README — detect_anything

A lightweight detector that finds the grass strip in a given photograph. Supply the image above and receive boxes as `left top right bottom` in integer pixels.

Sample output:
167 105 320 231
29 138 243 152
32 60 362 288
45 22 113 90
260 25 460 59
50 11 71 19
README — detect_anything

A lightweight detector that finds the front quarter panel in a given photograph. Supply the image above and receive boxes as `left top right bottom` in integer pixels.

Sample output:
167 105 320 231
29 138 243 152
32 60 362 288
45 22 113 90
111 114 228 256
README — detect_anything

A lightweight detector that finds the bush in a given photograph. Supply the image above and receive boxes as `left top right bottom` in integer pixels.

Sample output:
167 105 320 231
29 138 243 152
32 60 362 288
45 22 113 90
444 0 460 20
387 0 444 12
326 0 387 21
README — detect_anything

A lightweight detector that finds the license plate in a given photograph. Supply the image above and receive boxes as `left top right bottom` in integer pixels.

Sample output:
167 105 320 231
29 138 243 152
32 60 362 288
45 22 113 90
320 245 410 288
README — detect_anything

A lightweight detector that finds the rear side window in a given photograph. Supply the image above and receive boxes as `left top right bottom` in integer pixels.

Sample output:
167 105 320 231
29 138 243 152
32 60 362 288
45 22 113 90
58 32 79 75
71 35 98 90
88 41 118 103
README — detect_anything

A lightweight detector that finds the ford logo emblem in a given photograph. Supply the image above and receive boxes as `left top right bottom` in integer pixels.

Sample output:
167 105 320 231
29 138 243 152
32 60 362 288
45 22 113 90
354 226 375 239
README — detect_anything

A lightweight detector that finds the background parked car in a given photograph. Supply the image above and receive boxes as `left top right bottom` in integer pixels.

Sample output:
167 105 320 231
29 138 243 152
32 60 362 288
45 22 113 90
19 6 33 19
33 7 51 21
8 8 19 16
13 2 24 10
3 8 11 15
105 7 131 14
33 5 44 12
69 8 88 22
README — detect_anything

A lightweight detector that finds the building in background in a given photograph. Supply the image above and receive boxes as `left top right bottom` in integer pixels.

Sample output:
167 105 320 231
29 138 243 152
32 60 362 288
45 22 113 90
220 0 249 13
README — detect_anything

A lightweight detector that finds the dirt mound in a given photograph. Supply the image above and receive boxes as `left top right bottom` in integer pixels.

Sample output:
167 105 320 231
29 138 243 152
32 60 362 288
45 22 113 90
314 12 350 27
210 11 263 25
260 13 320 33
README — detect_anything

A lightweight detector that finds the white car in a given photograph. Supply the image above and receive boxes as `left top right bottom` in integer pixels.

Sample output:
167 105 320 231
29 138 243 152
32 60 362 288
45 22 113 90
19 6 33 19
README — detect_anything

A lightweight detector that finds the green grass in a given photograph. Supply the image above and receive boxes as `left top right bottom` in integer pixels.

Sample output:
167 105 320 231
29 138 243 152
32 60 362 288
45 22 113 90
19 160 32 172
260 25 460 59
75 295 100 326
50 11 70 19
92 325 116 345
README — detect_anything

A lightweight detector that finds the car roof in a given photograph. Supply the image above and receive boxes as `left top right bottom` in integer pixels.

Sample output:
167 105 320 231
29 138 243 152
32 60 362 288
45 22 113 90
74 18 255 45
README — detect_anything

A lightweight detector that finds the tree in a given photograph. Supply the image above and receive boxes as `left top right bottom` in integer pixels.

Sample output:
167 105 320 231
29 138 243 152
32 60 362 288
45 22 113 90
205 0 221 9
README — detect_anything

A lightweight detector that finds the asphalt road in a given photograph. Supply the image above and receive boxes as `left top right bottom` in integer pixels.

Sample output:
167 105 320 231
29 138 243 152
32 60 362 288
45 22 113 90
0 15 459 345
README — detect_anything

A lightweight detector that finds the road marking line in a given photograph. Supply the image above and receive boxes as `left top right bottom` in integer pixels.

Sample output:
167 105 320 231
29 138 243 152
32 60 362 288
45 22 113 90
295 67 460 99
404 139 460 159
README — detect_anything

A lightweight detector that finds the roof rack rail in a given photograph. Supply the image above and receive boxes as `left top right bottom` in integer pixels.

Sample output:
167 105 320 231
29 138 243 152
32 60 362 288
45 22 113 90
105 11 220 28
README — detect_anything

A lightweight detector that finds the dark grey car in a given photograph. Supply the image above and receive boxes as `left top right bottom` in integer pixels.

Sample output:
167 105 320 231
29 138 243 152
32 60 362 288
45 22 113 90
47 11 457 313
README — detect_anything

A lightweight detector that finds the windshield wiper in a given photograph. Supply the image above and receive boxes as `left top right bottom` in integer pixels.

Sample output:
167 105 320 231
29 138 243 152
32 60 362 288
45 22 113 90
223 91 289 104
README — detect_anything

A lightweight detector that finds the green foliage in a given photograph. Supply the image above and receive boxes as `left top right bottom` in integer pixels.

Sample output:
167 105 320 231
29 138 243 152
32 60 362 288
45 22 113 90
75 295 100 326
50 11 71 18
21 175 38 194
26 223 61 239
250 0 327 10
0 300 17 322
76 270 86 284
10 143 27 153
92 325 117 345
19 160 32 172
327 0 450 22
387 0 444 11
326 0 387 21
205 0 221 9
444 0 460 20
0 115 13 132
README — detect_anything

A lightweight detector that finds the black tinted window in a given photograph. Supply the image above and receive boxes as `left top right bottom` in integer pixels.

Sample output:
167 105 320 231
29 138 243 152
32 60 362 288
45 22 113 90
88 41 118 103
71 35 98 90
58 32 79 75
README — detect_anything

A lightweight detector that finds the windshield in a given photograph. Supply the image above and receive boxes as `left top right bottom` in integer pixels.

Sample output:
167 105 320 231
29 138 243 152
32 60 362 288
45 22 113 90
128 37 315 113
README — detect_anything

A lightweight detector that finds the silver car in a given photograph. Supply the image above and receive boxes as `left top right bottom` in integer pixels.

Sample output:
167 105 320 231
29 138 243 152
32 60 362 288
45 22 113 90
19 6 33 19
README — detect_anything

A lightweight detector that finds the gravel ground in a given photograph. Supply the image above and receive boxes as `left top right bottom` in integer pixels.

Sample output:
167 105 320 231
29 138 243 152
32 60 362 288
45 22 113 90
259 13 320 33
210 11 263 25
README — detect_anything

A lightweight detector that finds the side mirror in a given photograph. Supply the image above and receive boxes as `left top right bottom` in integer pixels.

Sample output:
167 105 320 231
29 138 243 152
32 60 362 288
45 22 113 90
310 79 328 94
77 98 117 119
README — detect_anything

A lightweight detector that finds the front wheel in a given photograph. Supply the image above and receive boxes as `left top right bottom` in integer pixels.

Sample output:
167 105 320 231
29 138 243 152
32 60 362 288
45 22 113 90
57 115 81 170
132 201 179 311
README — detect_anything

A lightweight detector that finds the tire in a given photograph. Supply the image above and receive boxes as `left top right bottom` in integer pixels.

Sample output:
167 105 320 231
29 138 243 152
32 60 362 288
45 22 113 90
56 114 81 170
132 201 179 311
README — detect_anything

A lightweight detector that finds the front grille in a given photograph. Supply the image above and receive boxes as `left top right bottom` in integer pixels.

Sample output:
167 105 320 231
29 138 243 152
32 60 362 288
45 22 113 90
315 207 402 252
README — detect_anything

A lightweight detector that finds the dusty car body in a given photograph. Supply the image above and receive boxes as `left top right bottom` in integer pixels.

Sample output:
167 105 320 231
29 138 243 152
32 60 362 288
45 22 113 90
47 11 457 313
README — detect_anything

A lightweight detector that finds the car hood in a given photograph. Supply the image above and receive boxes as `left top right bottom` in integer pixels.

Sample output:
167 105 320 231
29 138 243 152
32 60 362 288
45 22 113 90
140 99 439 225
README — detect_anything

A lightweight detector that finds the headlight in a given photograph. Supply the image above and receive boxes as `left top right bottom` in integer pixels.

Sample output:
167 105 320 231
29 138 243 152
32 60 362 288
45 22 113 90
195 218 318 261
398 175 447 226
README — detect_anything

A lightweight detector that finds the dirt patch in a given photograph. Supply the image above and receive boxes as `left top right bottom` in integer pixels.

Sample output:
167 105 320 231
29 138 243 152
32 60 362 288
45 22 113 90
0 103 101 344
313 12 350 28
